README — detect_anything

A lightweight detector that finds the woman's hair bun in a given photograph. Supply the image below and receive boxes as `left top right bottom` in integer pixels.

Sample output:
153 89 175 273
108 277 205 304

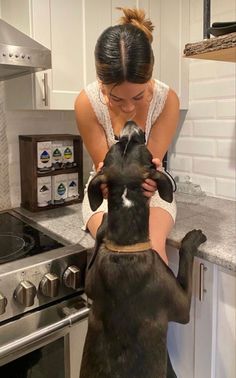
117 7 154 43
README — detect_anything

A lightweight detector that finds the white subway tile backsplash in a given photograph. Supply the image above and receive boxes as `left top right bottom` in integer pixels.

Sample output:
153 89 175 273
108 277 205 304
187 100 216 119
172 0 236 202
216 99 236 119
193 120 236 138
216 178 236 199
215 63 236 78
190 78 235 100
179 120 193 136
216 140 236 159
169 155 193 172
189 61 217 81
8 143 20 164
193 158 235 179
174 137 215 156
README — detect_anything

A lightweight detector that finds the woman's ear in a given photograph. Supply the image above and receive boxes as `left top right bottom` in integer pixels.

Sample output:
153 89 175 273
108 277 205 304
148 169 173 203
88 172 107 211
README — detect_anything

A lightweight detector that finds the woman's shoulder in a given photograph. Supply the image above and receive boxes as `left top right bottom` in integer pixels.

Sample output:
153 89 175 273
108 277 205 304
75 81 99 108
75 81 97 103
74 81 108 132
153 79 178 101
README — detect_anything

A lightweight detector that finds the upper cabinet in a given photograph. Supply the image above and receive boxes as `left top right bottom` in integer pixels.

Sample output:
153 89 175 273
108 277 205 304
1 0 189 110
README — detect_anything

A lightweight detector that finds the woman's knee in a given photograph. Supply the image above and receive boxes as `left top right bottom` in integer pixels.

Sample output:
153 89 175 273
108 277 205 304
149 207 175 264
87 212 105 238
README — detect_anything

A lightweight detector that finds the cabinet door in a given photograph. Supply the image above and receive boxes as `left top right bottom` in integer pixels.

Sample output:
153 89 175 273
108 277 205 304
33 0 84 110
194 259 215 378
166 245 195 378
69 318 88 378
214 268 236 378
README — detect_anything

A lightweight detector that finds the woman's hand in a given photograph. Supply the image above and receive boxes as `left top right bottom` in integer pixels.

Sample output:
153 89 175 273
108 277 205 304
141 158 162 198
97 158 163 200
97 162 108 199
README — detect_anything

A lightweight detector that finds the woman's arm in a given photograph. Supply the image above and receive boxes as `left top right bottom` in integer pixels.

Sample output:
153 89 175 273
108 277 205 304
142 89 179 197
74 90 109 170
147 88 180 161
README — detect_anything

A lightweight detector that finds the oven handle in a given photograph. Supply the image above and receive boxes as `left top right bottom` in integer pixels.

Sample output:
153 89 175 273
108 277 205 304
0 305 89 359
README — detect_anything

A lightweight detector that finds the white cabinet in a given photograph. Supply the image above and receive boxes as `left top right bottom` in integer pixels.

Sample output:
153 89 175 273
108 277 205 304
167 245 196 378
167 245 236 378
1 0 189 110
69 318 88 378
214 268 236 378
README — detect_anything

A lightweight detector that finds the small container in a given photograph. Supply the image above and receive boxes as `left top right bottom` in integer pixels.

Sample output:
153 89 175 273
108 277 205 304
175 176 206 204
37 177 52 207
52 141 63 170
67 173 79 200
62 140 74 168
37 141 52 171
52 174 68 204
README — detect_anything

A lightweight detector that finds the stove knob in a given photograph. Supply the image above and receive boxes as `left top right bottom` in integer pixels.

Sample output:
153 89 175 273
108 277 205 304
39 273 60 298
63 266 81 290
0 292 8 314
14 281 36 307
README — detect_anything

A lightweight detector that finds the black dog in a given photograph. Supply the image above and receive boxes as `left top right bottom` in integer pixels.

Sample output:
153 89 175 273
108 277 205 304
80 121 206 378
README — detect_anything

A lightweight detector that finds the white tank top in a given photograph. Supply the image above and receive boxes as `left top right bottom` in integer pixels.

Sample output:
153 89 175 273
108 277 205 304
85 79 169 147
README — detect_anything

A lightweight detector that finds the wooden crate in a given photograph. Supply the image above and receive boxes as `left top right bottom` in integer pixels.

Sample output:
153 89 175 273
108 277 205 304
19 134 83 212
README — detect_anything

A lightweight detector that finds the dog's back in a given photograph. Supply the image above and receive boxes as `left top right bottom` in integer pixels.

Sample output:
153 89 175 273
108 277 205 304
81 247 173 378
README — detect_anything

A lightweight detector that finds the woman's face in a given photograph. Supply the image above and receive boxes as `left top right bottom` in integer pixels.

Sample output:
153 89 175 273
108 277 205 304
101 81 152 115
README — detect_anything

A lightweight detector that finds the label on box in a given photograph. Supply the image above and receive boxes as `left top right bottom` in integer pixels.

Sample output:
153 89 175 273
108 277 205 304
62 140 74 166
37 141 52 170
52 174 68 203
52 141 63 169
37 177 51 207
67 173 79 199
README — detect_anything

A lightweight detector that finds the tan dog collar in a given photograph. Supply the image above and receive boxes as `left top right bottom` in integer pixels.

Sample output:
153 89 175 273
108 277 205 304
105 240 151 253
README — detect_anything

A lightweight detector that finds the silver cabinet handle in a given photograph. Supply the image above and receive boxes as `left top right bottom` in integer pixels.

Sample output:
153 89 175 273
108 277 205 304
0 305 89 358
199 262 207 301
42 72 49 106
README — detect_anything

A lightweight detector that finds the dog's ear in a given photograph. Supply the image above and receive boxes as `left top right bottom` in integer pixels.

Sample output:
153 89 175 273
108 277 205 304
88 172 107 211
148 169 173 203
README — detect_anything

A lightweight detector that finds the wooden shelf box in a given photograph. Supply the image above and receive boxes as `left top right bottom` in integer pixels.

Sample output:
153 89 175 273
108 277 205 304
19 134 83 212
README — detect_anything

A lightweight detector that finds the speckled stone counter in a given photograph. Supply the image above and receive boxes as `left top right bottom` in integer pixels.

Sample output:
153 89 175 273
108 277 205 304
14 195 236 272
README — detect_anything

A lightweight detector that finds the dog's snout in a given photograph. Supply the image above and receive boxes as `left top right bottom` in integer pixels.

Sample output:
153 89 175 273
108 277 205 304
120 121 142 139
119 121 145 146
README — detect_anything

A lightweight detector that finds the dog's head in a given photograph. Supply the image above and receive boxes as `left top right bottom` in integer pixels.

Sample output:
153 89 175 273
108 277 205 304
88 121 174 211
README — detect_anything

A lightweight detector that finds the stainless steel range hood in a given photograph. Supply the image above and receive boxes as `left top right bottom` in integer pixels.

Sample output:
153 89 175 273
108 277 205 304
0 19 51 81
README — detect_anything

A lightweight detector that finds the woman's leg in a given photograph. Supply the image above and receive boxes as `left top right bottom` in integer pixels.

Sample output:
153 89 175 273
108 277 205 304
87 211 105 238
149 207 174 265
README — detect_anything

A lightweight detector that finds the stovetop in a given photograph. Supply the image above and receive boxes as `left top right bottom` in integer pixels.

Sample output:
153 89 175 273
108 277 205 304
0 211 88 324
0 212 63 264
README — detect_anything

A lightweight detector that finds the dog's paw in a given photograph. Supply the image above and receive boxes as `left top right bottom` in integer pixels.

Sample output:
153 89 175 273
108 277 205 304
181 229 207 249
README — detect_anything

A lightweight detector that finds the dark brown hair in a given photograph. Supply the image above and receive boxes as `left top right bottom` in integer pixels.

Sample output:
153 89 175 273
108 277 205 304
95 8 154 85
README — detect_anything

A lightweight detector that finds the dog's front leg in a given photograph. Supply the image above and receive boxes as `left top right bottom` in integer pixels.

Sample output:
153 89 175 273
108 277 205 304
169 229 207 323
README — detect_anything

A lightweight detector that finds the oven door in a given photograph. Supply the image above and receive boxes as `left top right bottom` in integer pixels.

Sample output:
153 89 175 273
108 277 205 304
0 296 89 378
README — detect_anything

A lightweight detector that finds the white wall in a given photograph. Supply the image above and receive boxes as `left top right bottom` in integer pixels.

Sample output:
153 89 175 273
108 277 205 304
170 0 236 200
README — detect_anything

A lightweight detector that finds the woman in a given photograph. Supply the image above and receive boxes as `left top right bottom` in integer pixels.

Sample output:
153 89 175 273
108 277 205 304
75 7 179 264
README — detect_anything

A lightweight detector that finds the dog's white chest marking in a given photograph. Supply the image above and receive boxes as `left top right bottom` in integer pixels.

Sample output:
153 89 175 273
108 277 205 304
121 187 134 208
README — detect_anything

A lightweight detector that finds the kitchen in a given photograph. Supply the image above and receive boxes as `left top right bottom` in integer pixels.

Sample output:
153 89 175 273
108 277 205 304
0 0 235 377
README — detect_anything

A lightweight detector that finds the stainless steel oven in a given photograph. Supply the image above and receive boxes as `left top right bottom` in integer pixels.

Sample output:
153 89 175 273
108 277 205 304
0 210 90 378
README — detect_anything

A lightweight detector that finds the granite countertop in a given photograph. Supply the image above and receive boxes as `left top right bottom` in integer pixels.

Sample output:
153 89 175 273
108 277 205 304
14 195 236 272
